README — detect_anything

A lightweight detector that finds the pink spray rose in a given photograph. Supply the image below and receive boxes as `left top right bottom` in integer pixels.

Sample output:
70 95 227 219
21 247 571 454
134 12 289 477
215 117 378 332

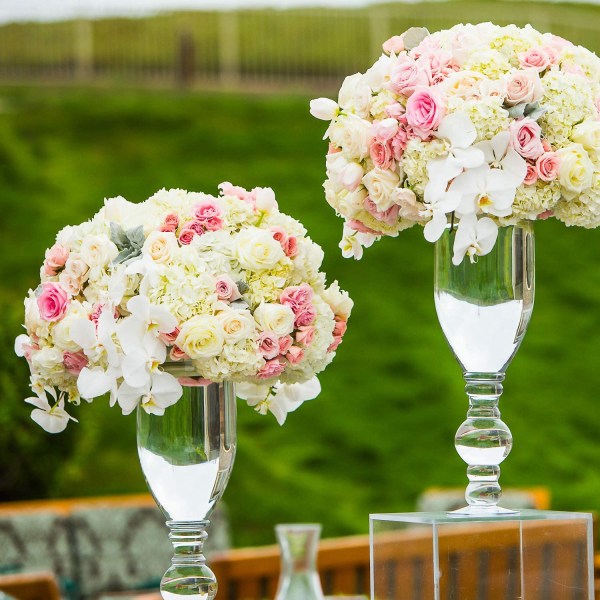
160 213 179 233
536 152 561 182
364 198 400 226
63 351 88 376
509 118 545 160
369 140 395 170
37 282 69 322
346 219 385 236
389 56 430 97
295 326 315 347
505 69 543 106
382 35 405 54
43 244 69 276
279 335 293 355
285 346 305 365
386 102 405 120
194 201 223 231
215 275 242 302
170 346 189 362
518 48 551 72
328 336 344 353
405 86 446 136
524 164 538 186
258 332 280 360
160 327 180 345
178 228 197 245
417 50 457 80
280 284 313 313
218 181 256 206
333 319 348 337
294 304 317 328
271 227 298 258
257 358 285 380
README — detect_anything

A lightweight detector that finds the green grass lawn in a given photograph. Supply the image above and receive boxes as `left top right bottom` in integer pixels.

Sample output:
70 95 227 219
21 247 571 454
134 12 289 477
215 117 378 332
1 86 600 548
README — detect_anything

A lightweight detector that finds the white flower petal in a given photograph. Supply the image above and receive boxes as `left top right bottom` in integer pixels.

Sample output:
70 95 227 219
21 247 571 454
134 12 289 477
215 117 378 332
453 147 485 170
14 334 30 357
77 367 115 399
122 353 151 389
150 371 183 406
31 408 70 434
236 382 270 404
70 319 97 353
490 131 510 161
127 295 151 320
437 113 477 148
117 316 147 356
476 218 499 255
116 382 143 415
24 394 51 411
424 211 449 243
149 305 177 334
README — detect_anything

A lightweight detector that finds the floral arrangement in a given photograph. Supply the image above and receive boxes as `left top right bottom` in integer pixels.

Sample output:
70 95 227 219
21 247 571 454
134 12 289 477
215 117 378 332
310 23 600 265
15 184 352 432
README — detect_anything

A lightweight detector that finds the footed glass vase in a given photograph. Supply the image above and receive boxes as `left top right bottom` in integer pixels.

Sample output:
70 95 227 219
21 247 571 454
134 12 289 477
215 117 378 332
275 524 324 600
137 362 236 599
434 223 534 515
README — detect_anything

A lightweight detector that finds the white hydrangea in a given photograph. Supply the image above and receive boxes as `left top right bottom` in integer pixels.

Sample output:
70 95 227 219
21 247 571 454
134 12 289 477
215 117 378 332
400 138 448 196
446 97 510 142
509 180 562 222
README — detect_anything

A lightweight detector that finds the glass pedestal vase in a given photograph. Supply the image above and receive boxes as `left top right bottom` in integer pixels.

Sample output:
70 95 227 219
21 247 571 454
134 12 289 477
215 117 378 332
275 524 325 600
137 363 236 600
370 510 594 600
434 223 534 514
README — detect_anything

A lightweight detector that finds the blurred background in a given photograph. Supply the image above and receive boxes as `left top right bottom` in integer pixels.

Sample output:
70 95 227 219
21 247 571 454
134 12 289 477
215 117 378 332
1 0 600 551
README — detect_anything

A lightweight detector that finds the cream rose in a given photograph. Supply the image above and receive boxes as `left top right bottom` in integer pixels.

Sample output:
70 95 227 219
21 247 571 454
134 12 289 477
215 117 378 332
571 121 600 153
31 346 64 373
217 309 255 343
362 167 401 212
556 144 594 199
142 231 179 264
80 235 118 268
235 228 285 271
51 301 88 352
505 68 543 106
24 294 49 340
322 281 354 319
253 303 295 336
328 115 372 160
176 315 225 359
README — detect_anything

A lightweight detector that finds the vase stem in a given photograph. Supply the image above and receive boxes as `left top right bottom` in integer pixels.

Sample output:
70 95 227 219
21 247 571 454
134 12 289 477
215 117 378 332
454 372 515 514
160 521 217 599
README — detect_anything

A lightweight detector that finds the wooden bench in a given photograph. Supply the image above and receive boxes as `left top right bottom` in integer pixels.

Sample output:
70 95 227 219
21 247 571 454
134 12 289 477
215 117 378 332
0 571 61 600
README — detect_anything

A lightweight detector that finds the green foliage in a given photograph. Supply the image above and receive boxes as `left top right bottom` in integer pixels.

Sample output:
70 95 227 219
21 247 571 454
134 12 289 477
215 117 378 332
0 86 599 549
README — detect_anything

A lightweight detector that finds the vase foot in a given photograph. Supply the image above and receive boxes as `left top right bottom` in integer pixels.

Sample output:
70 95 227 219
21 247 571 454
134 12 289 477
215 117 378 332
161 564 218 600
449 505 520 517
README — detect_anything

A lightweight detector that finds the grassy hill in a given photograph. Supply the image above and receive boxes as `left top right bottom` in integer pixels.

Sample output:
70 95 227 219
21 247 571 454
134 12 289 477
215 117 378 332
1 86 600 548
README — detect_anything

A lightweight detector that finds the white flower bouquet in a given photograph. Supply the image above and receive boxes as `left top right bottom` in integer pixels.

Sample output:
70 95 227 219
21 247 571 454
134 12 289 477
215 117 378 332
311 23 600 264
16 184 352 432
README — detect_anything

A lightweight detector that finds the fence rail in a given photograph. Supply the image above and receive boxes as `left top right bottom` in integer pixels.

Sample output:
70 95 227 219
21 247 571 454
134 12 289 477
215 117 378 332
2 2 600 92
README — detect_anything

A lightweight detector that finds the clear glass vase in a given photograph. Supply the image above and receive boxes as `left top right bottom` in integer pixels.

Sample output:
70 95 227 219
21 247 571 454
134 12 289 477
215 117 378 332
137 362 236 599
275 524 325 600
434 222 534 515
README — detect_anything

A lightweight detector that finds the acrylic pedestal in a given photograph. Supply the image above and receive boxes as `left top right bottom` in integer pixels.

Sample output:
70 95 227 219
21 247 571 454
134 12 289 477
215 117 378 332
370 510 594 600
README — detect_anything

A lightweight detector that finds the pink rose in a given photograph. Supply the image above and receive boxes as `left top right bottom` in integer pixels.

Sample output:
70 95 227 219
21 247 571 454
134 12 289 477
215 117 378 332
328 336 343 353
391 122 411 159
257 358 285 380
178 228 196 245
537 209 554 220
43 244 69 276
364 198 400 226
215 275 242 302
333 319 348 337
283 236 298 258
328 143 341 155
542 139 552 153
160 213 179 233
386 103 405 120
258 332 279 360
279 335 293 355
194 202 223 231
389 56 430 97
37 282 69 322
170 346 189 362
295 326 315 347
294 304 317 328
285 346 305 365
369 140 395 170
524 164 538 186
505 69 543 106
411 36 441 59
280 284 313 313
536 152 561 182
519 48 551 72
347 219 385 236
417 50 456 79
63 351 88 376
405 86 446 136
509 118 544 160
218 182 256 206
160 327 180 345
382 35 405 54
372 118 399 142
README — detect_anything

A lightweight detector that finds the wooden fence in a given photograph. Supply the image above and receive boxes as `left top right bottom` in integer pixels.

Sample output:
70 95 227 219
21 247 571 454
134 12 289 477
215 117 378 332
2 2 600 92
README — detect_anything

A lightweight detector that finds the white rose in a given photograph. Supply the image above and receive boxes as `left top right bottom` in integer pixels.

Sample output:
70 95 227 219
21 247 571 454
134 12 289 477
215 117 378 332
321 281 354 319
254 187 278 212
24 294 49 340
338 74 372 118
328 115 371 160
51 301 88 352
571 121 600 153
217 309 256 343
80 235 118 268
309 97 339 121
556 144 594 200
253 303 295 336
101 195 138 225
362 167 401 211
142 231 179 264
176 315 224 359
235 228 285 271
31 346 64 373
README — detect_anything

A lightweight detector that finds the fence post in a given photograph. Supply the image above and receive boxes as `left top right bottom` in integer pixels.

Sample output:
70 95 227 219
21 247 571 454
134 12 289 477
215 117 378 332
218 11 241 88
177 31 196 88
74 18 93 81
369 8 388 61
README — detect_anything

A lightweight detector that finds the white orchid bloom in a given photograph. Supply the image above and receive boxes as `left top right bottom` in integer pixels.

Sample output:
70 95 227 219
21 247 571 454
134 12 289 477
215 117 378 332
237 377 321 425
421 189 462 243
338 225 377 260
425 113 485 201
77 364 122 405
70 307 119 366
25 388 78 434
14 334 30 357
450 164 518 218
121 331 168 389
475 131 527 186
116 371 182 416
452 214 499 265
118 296 177 356
125 255 162 295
